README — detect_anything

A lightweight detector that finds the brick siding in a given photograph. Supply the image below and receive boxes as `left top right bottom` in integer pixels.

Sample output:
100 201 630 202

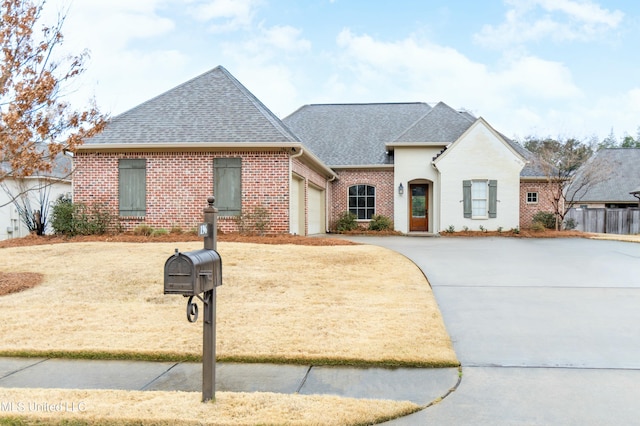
519 180 558 229
74 150 291 234
329 169 394 229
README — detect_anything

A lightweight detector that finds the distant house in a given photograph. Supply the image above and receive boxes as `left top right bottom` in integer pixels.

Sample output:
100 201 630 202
569 148 640 208
0 152 72 240
73 66 551 235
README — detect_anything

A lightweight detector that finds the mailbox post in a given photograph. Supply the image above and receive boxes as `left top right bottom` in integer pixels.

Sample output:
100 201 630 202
164 196 221 402
201 197 217 402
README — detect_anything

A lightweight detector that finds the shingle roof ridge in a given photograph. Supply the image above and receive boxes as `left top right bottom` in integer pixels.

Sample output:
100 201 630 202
106 67 225 122
393 101 474 143
94 65 300 144
300 102 430 107
215 66 300 143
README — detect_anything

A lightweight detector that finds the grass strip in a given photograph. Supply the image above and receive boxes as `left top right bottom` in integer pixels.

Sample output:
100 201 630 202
0 350 459 369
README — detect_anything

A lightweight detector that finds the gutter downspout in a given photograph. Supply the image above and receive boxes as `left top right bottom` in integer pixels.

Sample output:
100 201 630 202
326 173 337 233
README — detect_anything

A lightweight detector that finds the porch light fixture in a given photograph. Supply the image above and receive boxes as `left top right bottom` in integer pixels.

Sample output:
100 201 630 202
398 183 404 195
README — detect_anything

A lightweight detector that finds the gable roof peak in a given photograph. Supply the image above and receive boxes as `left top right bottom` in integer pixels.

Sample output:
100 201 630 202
85 65 300 145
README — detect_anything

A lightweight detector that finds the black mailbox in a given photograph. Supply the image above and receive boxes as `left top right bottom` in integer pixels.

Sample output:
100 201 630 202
164 249 222 296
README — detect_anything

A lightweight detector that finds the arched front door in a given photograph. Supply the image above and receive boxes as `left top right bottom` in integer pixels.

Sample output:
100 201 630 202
410 183 429 232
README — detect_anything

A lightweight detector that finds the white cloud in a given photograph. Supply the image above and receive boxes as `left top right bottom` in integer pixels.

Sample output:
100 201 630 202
186 0 262 32
476 0 624 48
327 29 589 138
262 26 311 53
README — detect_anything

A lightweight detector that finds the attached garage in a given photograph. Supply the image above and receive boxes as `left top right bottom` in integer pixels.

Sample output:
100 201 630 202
308 183 325 235
290 174 305 235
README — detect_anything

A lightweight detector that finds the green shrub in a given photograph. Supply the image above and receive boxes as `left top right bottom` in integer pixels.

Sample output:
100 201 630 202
479 225 486 232
497 226 503 233
563 218 577 230
444 225 455 233
334 211 358 232
368 214 392 231
511 227 520 234
50 195 74 236
50 196 114 236
532 211 556 229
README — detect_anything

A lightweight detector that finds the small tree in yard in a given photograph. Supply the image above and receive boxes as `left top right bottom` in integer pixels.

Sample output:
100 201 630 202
523 136 610 230
1 178 51 234
0 0 106 186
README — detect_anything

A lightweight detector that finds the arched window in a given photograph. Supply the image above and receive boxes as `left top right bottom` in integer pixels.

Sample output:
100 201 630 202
348 185 375 220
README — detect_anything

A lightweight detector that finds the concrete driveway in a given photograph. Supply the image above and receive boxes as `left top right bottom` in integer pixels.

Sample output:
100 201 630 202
346 236 640 425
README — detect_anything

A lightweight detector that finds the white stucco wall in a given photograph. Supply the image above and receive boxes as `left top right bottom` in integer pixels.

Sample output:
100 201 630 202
393 146 444 233
0 178 71 240
434 121 524 232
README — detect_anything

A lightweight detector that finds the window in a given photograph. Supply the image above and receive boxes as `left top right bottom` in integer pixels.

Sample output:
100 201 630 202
214 158 242 216
527 192 538 204
472 181 488 218
463 180 497 219
348 184 375 220
118 159 146 217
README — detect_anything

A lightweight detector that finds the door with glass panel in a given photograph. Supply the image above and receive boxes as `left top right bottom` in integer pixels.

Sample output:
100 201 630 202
410 184 428 231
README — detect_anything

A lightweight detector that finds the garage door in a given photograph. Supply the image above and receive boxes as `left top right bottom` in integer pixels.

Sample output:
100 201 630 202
308 184 325 235
290 175 305 235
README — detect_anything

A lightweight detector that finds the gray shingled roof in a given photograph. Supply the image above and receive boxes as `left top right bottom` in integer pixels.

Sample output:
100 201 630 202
502 137 549 178
393 102 474 143
86 66 299 145
283 103 432 166
571 148 640 203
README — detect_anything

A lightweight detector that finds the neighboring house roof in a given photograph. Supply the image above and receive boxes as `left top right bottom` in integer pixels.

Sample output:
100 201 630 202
283 103 433 166
1 144 72 181
571 148 640 203
84 66 300 145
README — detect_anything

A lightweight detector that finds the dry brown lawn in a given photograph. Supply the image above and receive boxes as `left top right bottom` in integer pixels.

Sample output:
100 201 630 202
0 241 456 366
0 388 420 425
0 239 455 425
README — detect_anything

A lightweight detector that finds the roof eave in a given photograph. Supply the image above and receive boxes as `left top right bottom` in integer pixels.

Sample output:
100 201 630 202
385 142 449 149
330 164 394 170
76 142 304 152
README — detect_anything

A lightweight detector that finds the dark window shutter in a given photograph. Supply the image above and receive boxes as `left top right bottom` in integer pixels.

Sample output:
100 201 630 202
463 180 472 218
214 158 242 216
488 180 498 218
118 159 146 216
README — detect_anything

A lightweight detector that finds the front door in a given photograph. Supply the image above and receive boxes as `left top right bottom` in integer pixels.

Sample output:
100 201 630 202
410 184 428 232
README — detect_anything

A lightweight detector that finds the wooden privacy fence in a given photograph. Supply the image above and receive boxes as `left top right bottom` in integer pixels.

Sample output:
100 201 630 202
566 208 640 235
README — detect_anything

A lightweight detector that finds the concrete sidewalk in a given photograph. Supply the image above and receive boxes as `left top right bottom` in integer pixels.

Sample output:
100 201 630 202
0 357 459 409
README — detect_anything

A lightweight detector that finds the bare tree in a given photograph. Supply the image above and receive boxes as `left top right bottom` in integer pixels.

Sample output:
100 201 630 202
0 0 106 182
523 136 609 230
1 176 53 234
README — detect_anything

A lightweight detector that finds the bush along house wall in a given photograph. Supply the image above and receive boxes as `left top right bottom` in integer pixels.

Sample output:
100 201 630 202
73 150 291 234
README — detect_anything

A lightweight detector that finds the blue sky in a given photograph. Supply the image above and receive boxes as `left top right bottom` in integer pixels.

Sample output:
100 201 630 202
47 0 640 142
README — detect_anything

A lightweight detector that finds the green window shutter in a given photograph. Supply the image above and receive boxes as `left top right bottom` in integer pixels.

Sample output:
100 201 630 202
463 180 472 218
118 159 146 216
488 180 498 218
214 158 242 216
